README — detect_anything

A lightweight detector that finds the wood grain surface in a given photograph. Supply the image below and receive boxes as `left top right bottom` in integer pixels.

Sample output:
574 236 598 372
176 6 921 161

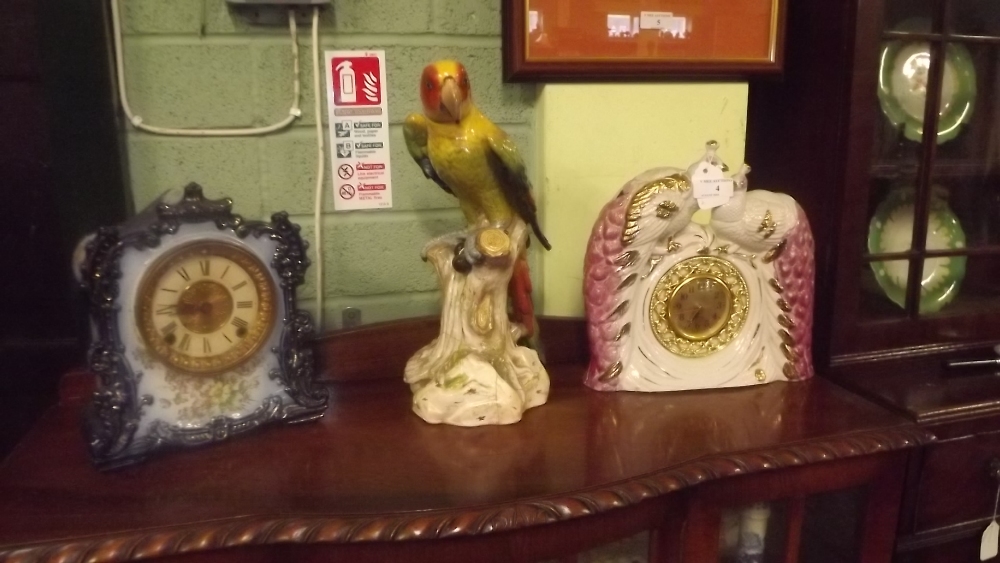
0 318 930 562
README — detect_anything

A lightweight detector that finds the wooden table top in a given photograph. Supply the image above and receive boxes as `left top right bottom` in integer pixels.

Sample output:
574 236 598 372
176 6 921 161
0 319 930 562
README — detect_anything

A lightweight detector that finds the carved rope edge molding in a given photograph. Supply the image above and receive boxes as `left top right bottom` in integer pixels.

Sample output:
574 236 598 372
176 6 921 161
0 427 932 563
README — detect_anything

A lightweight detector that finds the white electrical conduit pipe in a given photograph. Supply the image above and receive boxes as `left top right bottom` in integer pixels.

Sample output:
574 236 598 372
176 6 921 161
310 7 325 329
111 0 328 327
110 0 302 136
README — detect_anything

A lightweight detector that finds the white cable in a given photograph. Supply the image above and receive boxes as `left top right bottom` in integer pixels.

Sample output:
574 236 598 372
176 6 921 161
310 6 325 329
110 0 302 136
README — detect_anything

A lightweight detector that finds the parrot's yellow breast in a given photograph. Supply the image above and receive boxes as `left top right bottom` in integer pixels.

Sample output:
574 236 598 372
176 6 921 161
426 110 514 224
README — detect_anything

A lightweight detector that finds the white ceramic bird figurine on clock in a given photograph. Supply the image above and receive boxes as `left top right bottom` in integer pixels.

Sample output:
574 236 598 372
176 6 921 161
584 142 815 392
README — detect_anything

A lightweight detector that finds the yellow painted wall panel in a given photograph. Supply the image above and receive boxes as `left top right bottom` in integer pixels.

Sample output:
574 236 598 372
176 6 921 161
537 83 748 317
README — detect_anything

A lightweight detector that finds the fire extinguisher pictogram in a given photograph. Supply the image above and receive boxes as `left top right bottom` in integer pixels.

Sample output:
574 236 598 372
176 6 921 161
336 61 356 104
331 56 382 106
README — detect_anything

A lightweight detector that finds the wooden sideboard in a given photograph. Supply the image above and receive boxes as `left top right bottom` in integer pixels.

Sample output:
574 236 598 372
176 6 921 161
0 318 931 562
830 356 1000 562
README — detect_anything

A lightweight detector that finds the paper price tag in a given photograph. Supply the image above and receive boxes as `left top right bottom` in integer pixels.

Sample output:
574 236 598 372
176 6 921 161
982 521 998 560
691 162 734 209
694 179 734 209
639 11 672 29
639 11 687 35
982 482 1000 560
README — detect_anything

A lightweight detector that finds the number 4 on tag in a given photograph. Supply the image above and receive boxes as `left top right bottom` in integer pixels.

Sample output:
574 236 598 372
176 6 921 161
690 162 734 210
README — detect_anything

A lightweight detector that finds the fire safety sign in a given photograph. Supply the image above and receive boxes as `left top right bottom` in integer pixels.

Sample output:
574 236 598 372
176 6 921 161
324 50 393 211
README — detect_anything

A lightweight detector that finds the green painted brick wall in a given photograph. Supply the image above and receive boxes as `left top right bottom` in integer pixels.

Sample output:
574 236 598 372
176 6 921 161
121 0 538 329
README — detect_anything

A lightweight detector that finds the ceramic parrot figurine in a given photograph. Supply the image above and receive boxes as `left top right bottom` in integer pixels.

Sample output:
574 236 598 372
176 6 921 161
404 60 550 337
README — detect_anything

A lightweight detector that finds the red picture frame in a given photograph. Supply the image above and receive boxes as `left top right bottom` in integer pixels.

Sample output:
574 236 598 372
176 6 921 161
502 0 787 81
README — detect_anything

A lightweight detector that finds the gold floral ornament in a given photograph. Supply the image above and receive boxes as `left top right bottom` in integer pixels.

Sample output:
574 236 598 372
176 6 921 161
621 174 690 246
758 210 776 239
656 201 680 219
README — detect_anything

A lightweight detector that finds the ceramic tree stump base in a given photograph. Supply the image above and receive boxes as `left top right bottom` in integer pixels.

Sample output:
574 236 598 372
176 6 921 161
404 220 549 426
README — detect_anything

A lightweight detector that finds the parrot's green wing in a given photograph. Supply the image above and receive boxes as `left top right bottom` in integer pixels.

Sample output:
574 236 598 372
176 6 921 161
404 113 452 195
486 133 551 250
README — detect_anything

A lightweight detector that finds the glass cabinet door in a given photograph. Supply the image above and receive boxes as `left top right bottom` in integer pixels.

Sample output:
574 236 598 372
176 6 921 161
861 0 1000 333
555 489 871 562
716 491 866 563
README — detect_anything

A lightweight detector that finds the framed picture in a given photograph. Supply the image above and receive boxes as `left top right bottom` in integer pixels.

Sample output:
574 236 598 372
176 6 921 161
502 0 786 81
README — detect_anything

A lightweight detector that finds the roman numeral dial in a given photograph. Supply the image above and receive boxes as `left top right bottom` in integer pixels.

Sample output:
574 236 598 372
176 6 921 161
135 241 276 375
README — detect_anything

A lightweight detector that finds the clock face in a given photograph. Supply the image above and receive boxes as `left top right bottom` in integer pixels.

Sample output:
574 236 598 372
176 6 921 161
135 241 276 374
666 276 732 340
649 256 749 358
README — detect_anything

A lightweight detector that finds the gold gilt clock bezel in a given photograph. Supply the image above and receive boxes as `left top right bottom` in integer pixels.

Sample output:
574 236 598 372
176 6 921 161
135 240 276 375
649 256 749 358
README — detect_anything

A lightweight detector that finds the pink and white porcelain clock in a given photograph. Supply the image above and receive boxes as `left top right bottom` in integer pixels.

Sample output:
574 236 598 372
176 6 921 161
584 143 815 392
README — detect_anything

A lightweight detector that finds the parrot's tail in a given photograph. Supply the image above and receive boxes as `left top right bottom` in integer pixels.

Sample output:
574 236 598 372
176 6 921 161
508 255 538 344
530 219 552 251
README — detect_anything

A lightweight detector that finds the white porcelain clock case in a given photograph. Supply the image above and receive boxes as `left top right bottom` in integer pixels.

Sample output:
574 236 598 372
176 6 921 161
117 222 287 434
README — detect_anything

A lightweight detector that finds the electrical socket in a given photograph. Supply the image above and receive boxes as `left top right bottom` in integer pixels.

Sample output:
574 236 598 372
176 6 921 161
342 307 361 329
225 0 330 25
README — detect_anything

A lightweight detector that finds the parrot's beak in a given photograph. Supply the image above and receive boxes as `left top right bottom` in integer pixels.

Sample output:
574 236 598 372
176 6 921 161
439 77 462 123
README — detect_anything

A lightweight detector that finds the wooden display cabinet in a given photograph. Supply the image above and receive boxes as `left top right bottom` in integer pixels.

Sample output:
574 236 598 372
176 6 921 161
747 0 1000 559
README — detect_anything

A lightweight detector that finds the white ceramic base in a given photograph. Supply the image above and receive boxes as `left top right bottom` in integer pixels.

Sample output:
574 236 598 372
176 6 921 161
404 219 549 426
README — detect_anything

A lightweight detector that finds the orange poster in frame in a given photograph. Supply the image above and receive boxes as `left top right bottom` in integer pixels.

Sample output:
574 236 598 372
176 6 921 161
502 0 785 81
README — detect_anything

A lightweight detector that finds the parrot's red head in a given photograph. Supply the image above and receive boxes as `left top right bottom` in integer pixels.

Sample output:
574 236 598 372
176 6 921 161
420 60 472 123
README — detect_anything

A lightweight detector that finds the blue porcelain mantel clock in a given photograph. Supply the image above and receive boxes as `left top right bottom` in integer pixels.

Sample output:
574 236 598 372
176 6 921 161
79 183 328 469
